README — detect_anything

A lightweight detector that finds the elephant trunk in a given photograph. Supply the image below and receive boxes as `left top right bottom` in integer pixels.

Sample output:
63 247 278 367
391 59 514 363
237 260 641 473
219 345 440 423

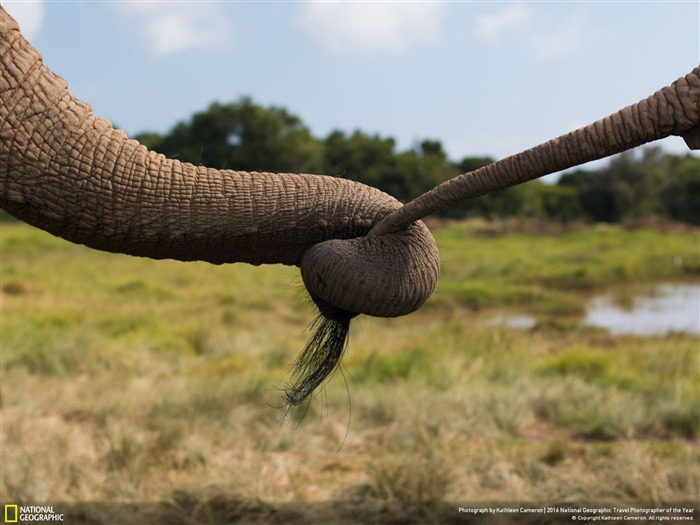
0 7 439 320
369 66 700 236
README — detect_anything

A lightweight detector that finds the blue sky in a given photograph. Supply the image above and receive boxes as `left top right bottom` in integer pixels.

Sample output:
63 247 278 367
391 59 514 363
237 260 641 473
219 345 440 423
4 1 699 178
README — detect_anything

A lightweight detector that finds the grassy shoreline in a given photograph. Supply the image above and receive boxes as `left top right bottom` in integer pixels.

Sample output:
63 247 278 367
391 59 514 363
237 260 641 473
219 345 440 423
1 220 698 523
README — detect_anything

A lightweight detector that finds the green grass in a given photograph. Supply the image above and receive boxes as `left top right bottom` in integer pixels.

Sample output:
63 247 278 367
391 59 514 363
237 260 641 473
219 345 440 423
1 220 698 523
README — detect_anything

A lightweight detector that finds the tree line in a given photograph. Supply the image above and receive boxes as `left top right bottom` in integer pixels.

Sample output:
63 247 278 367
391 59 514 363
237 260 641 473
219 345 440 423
136 97 700 225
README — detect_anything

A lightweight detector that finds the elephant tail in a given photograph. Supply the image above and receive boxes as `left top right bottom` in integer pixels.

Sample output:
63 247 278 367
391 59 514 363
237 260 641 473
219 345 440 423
283 304 356 410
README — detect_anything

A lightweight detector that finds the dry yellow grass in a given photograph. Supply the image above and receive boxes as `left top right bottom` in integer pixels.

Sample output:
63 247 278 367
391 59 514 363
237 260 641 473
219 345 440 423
1 220 698 523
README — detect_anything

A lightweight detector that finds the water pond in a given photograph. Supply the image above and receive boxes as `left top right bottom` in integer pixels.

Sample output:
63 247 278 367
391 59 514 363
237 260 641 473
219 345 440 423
584 283 699 336
487 283 699 336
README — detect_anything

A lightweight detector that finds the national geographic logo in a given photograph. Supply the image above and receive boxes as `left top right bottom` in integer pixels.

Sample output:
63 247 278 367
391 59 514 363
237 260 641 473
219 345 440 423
3 505 64 522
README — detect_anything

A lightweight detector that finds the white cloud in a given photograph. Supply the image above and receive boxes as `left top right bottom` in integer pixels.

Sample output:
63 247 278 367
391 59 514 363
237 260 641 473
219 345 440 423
3 0 45 41
475 5 588 61
115 3 232 56
293 2 445 53
474 4 531 43
529 15 586 61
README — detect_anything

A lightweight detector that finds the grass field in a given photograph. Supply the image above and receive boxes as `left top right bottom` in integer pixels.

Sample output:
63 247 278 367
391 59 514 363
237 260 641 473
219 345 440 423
1 219 698 524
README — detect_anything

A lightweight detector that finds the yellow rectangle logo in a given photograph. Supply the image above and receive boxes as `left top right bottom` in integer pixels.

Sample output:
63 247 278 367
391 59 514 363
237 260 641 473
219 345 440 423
4 504 18 523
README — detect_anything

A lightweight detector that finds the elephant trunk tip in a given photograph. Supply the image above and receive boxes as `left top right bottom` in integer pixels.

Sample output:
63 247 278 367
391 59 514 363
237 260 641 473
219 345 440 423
284 222 439 409
299 222 440 318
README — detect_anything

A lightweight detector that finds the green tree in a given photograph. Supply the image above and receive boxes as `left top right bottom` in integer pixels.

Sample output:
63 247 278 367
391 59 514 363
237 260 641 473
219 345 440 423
558 168 616 222
322 130 397 183
559 148 695 224
321 133 458 202
538 184 583 222
136 98 323 174
659 154 700 224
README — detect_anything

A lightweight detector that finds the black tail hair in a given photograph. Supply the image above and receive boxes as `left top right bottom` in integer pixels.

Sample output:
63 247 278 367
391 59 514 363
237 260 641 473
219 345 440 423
283 299 357 409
